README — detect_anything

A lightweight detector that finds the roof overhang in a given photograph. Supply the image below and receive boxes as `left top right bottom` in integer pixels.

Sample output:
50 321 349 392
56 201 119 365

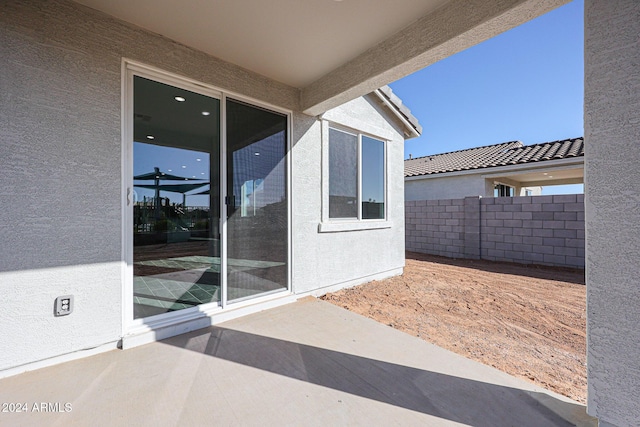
373 87 422 139
72 0 569 115
483 163 584 187
406 157 584 187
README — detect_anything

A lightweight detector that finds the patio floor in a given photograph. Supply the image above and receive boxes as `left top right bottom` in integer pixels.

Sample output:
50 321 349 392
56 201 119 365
0 297 596 426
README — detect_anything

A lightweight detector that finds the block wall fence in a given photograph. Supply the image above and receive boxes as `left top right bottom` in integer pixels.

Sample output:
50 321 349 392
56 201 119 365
405 195 585 269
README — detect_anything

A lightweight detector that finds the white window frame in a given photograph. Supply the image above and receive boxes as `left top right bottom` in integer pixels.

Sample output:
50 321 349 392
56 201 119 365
494 182 515 197
121 59 293 345
319 121 391 233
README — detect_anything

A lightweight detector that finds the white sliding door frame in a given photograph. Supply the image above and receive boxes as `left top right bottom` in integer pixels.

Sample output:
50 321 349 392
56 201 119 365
121 59 292 342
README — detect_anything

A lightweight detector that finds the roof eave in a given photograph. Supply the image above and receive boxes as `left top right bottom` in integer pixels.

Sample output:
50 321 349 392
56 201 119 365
405 156 585 179
373 88 421 139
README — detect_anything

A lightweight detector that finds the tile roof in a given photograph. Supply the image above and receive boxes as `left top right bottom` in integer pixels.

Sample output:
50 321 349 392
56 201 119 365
376 86 422 137
404 137 584 177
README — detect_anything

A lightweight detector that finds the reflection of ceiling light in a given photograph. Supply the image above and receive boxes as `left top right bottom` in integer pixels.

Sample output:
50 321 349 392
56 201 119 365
146 135 154 140
201 172 205 175
192 176 196 178
254 152 260 156
543 172 548 175
201 111 210 116
196 158 201 162
168 169 172 172
549 176 554 178
181 165 186 168
174 96 186 102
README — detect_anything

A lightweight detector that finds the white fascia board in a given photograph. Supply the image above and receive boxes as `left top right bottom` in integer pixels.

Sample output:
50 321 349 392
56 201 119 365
372 89 420 139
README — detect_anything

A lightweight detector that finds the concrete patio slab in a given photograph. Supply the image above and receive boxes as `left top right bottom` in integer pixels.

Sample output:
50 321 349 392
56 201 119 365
0 297 595 426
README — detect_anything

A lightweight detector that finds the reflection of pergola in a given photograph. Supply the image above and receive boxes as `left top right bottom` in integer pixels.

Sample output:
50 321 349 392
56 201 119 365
135 183 209 206
134 167 208 209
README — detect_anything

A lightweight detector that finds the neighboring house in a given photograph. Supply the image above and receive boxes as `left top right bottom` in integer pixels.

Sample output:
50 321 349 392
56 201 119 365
405 138 584 200
1 2 638 426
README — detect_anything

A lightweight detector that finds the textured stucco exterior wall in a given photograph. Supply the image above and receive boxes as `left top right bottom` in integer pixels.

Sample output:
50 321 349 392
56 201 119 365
405 174 491 201
0 0 406 371
585 1 640 425
292 96 406 294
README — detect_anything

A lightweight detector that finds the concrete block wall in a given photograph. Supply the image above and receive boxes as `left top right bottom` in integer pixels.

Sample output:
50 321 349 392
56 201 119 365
406 194 585 269
405 199 466 259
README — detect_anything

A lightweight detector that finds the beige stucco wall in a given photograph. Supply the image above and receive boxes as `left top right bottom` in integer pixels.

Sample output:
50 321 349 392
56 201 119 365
0 0 405 372
585 1 640 426
405 174 493 201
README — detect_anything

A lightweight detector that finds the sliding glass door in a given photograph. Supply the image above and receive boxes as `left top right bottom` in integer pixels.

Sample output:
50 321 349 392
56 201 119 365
131 74 288 320
226 99 288 302
132 76 221 319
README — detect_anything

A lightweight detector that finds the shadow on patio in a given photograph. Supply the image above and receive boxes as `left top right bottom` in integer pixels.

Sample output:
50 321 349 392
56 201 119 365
0 298 595 426
163 326 586 427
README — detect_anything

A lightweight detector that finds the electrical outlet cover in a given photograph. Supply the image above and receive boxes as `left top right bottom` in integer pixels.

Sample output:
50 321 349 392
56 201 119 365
55 295 74 316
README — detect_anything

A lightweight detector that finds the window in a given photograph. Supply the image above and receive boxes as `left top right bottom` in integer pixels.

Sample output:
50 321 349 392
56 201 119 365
328 127 385 220
494 183 514 197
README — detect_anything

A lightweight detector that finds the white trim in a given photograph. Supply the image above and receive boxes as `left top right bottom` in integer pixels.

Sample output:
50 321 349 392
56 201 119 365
322 124 388 228
320 110 394 142
286 105 294 295
322 122 393 143
357 132 363 219
220 93 228 309
373 89 420 139
318 220 393 233
382 134 389 220
320 120 330 223
121 61 133 337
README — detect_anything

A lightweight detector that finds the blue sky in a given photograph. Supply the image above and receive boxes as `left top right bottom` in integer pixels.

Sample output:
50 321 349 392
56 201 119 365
389 0 584 195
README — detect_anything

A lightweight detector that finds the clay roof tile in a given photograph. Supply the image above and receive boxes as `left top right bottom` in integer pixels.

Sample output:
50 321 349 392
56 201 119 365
405 137 584 177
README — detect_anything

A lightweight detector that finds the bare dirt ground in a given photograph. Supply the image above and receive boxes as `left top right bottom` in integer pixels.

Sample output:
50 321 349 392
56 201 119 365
321 251 587 403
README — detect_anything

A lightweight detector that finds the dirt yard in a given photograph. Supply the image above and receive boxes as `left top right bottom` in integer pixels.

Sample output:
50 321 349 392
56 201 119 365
321 251 587 403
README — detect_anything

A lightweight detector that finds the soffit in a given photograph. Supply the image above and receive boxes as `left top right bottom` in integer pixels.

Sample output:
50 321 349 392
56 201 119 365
72 0 450 88
488 165 584 187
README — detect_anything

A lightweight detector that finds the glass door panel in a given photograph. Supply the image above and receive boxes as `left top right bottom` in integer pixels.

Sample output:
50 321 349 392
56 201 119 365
133 76 220 319
226 99 288 302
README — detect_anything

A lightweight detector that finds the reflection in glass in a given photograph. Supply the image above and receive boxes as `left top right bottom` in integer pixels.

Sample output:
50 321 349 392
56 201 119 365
361 136 385 219
133 76 220 319
329 128 358 218
226 99 288 302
